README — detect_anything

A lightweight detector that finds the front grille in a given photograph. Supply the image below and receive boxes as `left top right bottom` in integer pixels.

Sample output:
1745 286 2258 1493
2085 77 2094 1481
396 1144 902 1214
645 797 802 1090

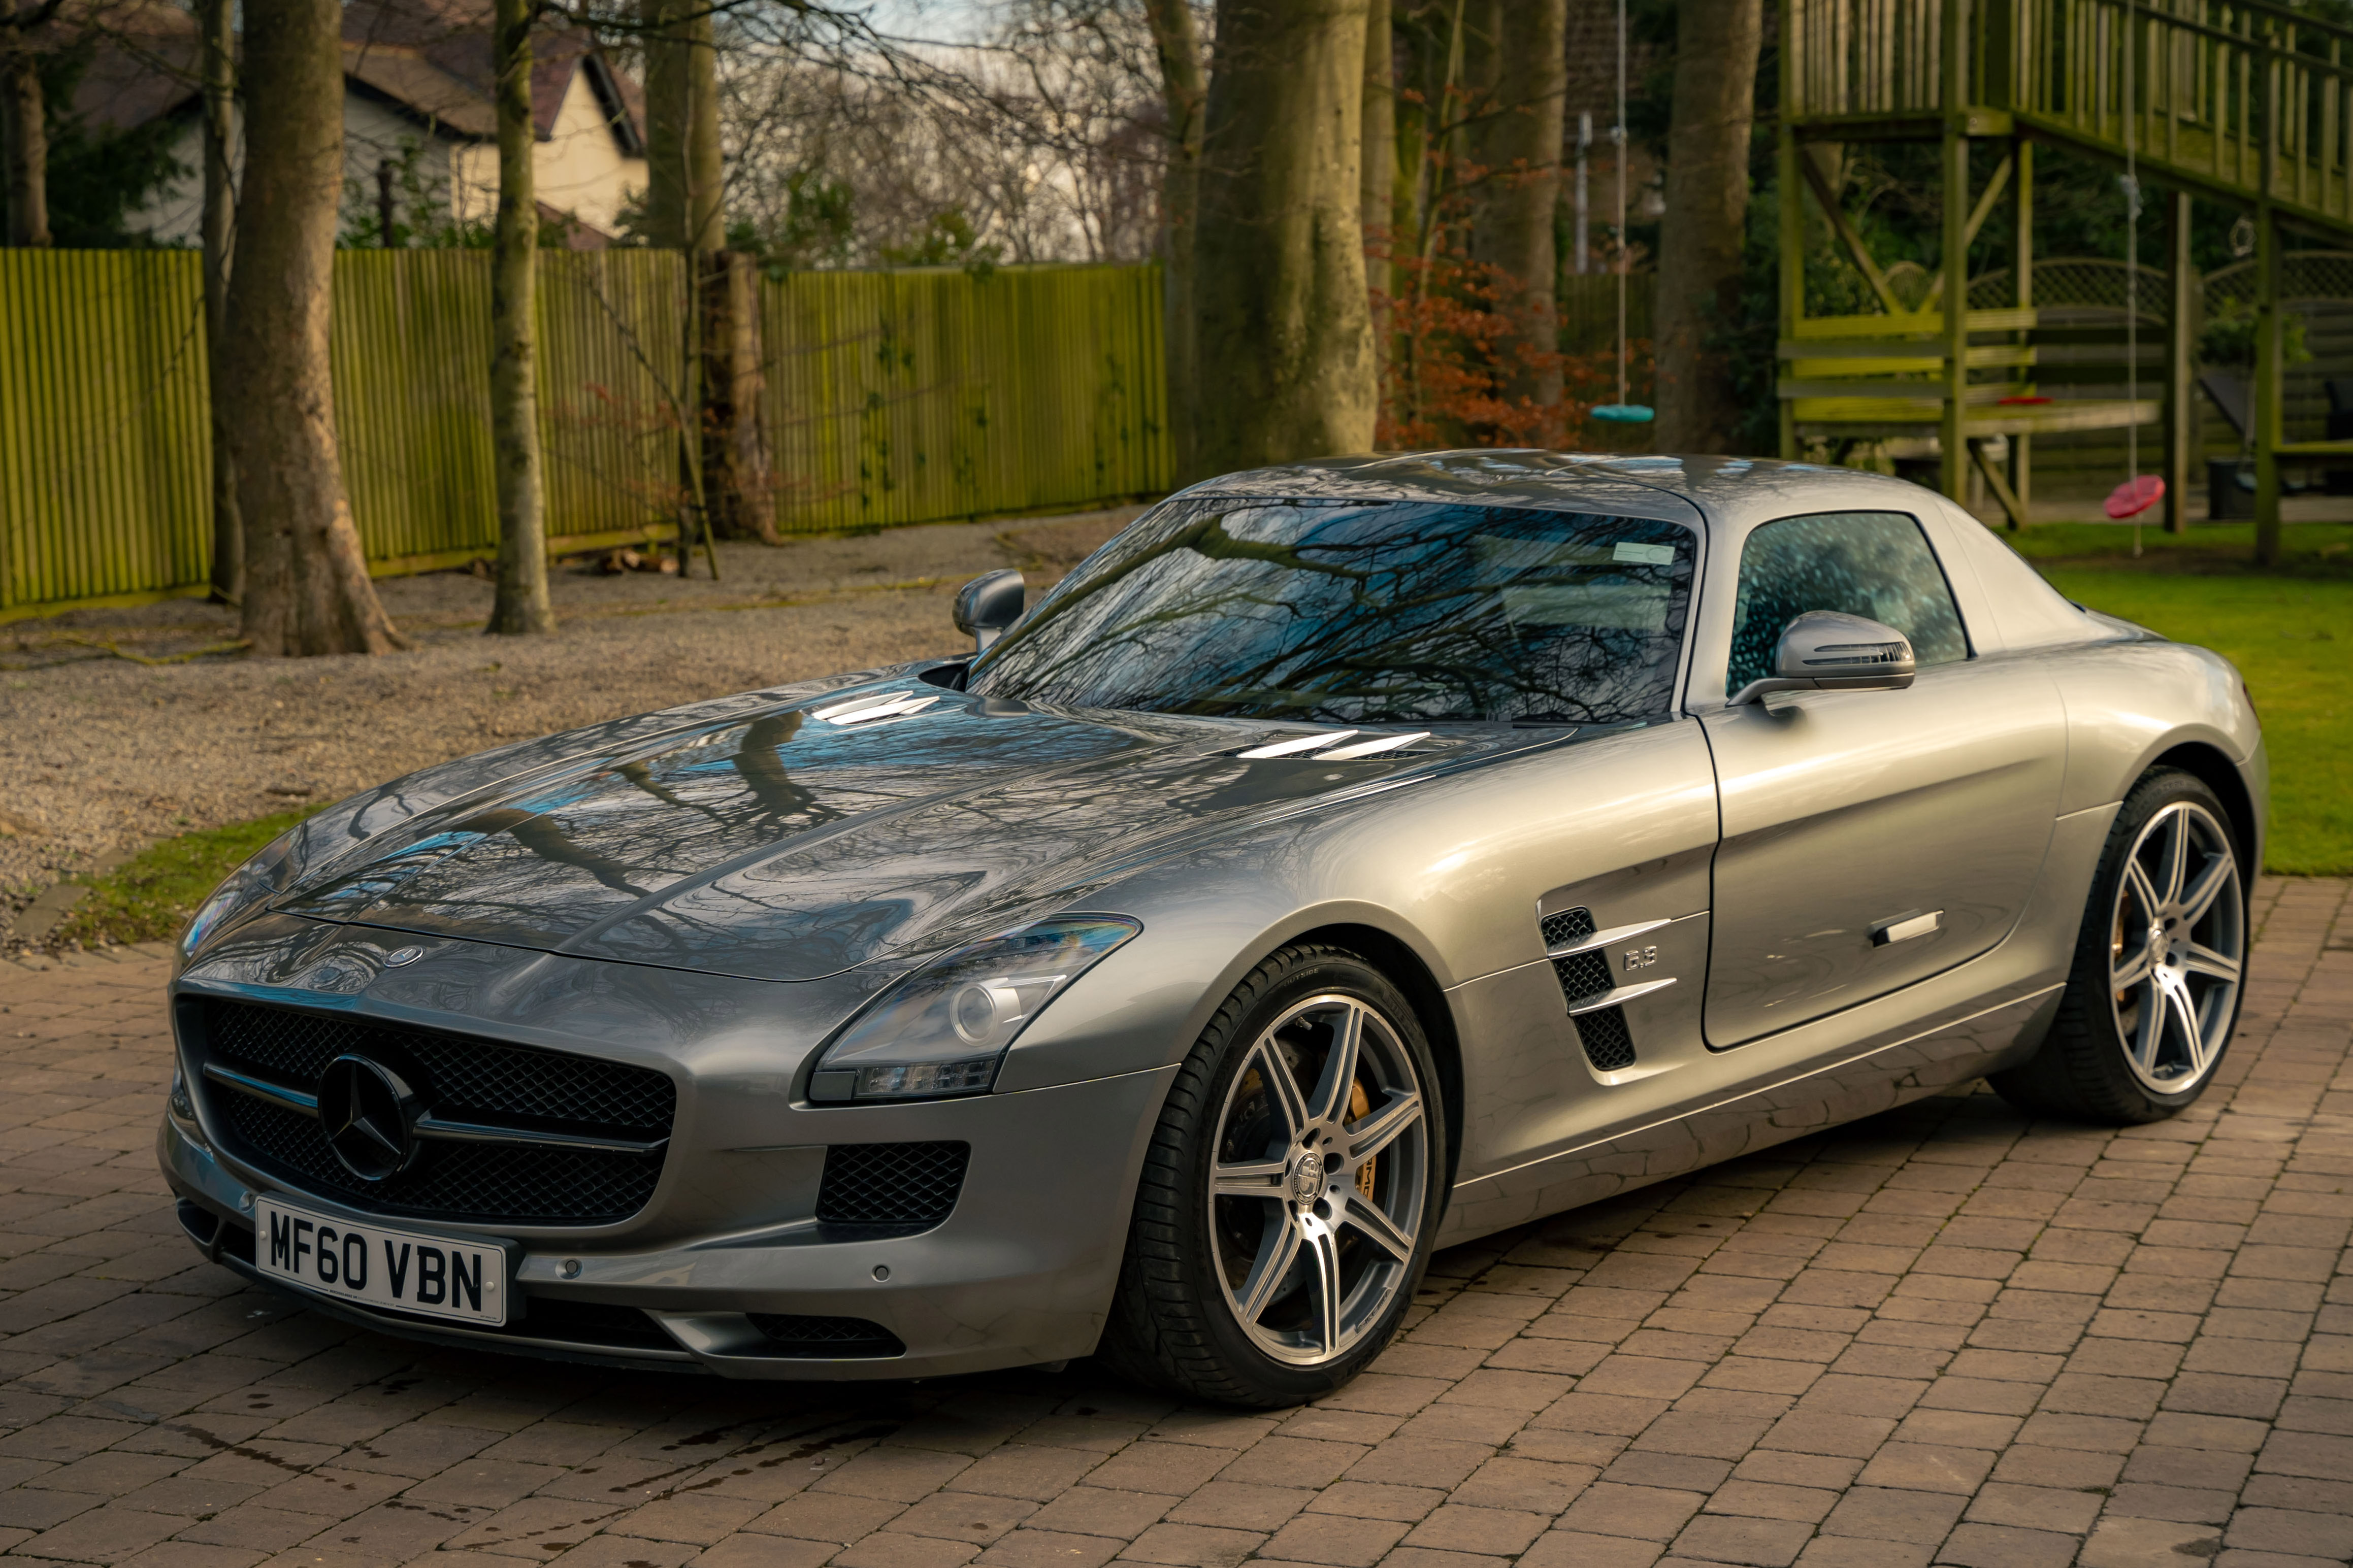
195 999 673 1227
816 1142 968 1230
205 1000 673 1130
749 1313 905 1358
1576 1007 1638 1072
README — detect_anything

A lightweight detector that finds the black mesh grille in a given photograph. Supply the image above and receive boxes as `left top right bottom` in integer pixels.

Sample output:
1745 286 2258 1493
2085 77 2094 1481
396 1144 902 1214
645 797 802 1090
748 1314 905 1358
1543 907 1612 1003
1539 907 1596 949
195 999 672 1228
816 1142 968 1229
1552 950 1613 1002
1577 1006 1638 1072
204 1000 673 1132
218 1094 664 1225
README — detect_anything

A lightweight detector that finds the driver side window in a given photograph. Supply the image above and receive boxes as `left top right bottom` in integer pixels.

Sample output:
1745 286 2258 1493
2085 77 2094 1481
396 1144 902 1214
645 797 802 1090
1727 511 1970 693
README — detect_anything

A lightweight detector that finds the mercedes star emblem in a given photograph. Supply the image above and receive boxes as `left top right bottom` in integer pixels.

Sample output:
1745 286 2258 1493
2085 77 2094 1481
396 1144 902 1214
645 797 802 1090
383 946 424 968
316 1055 421 1181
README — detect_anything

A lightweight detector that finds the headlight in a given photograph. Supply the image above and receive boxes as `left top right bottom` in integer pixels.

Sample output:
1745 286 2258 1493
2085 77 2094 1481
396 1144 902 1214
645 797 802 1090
179 821 309 962
809 916 1141 1102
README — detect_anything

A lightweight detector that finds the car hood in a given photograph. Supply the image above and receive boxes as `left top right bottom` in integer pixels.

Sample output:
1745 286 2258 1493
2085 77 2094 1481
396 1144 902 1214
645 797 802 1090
272 677 1506 984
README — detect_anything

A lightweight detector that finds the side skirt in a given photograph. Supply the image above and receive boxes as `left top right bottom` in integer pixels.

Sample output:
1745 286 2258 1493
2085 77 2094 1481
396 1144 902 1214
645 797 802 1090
1434 983 2062 1247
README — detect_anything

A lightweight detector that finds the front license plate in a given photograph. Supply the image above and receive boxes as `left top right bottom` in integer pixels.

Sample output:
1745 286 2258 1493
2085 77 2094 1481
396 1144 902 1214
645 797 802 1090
255 1198 508 1326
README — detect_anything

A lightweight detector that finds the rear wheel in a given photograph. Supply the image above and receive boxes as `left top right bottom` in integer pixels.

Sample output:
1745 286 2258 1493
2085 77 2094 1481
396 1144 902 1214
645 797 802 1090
1101 946 1443 1407
1992 768 2247 1123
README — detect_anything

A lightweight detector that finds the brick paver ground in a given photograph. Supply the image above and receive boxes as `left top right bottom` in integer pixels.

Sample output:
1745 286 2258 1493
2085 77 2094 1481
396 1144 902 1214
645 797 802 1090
0 880 2345 1568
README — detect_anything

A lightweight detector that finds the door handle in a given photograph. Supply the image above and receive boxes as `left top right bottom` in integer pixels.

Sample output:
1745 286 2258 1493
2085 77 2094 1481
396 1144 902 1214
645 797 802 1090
1872 909 1943 946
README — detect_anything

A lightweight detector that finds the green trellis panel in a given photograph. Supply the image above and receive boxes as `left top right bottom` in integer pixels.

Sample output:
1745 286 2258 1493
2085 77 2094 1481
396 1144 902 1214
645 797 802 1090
0 249 211 613
762 262 1172 535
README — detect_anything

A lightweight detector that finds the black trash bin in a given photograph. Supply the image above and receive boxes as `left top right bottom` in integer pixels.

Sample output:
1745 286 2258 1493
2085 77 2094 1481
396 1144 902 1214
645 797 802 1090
2209 457 2256 519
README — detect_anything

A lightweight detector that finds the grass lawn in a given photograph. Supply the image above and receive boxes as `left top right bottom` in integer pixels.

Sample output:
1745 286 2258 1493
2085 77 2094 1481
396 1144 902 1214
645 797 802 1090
49 808 318 950
2019 521 2350 876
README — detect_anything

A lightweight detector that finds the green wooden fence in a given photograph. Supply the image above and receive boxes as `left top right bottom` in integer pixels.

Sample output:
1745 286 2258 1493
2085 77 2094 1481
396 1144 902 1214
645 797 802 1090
0 250 213 613
1 252 1173 619
764 265 1170 532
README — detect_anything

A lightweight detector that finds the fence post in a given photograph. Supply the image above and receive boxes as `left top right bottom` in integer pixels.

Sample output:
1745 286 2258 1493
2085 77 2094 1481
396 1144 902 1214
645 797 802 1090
2164 188 2196 533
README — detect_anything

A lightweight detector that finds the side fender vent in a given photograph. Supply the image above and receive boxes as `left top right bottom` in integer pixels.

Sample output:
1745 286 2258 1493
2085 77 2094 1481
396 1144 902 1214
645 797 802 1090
1541 907 1613 1004
1541 905 1637 1073
1574 1007 1638 1072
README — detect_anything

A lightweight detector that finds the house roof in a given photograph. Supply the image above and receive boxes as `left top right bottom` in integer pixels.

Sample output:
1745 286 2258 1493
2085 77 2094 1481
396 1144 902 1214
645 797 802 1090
343 0 644 151
63 0 643 155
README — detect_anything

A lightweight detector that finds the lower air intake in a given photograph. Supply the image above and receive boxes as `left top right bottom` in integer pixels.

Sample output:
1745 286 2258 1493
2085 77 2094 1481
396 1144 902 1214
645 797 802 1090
748 1314 905 1358
816 1141 969 1230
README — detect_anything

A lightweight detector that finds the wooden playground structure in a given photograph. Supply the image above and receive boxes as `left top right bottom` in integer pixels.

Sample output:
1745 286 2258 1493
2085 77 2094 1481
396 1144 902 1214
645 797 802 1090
1778 0 2353 556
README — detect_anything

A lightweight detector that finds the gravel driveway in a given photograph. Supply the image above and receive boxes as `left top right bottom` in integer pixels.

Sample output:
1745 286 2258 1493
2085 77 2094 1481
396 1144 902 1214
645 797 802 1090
0 510 1139 936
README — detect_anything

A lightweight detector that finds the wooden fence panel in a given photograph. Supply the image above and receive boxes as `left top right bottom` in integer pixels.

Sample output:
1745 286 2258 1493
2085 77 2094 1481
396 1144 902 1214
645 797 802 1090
331 250 499 563
0 250 209 614
762 263 1171 533
4 254 1170 615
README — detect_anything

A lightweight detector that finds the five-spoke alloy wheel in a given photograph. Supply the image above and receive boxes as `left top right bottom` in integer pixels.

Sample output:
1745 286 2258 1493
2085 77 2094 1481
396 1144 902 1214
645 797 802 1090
1104 946 1445 1406
2106 798 2244 1094
1994 767 2249 1123
1208 994 1429 1367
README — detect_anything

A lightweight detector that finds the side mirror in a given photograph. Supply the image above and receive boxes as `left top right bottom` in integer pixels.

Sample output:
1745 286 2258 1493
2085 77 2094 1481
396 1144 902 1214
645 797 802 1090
1728 610 1916 706
954 569 1026 653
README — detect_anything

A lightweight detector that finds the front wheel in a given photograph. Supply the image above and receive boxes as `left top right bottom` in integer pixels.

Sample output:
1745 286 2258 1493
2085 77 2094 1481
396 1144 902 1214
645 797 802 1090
1992 767 2248 1123
1100 946 1444 1407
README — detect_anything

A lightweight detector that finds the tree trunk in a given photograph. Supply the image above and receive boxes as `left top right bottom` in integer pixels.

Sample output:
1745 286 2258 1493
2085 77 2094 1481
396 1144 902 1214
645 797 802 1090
1465 0 1564 417
1194 0 1377 477
227 0 404 657
640 0 688 247
1361 0 1393 404
2 3 51 248
701 249 775 541
200 0 241 602
1654 0 1762 452
486 0 551 634
1143 0 1205 480
647 0 750 552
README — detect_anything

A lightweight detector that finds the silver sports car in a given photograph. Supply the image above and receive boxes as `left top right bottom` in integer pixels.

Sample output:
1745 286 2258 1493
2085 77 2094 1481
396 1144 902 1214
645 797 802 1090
159 453 2264 1407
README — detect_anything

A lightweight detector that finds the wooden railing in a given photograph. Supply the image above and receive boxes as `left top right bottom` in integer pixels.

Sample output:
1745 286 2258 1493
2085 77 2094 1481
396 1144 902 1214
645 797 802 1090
1789 0 2353 235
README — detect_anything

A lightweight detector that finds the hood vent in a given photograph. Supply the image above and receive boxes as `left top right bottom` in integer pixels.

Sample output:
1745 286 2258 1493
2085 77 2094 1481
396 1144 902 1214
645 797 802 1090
810 691 941 726
1235 729 1434 761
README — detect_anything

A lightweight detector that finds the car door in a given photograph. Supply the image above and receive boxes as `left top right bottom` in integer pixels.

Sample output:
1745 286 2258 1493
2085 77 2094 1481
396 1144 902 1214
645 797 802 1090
1697 509 2066 1048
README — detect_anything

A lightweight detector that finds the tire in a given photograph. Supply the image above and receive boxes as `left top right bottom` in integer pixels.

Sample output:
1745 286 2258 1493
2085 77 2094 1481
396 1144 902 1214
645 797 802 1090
1099 944 1446 1408
1991 767 2248 1123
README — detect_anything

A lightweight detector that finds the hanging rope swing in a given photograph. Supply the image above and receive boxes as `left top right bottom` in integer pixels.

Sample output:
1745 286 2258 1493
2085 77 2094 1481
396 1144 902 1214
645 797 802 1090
1590 0 1654 426
2106 0 2164 534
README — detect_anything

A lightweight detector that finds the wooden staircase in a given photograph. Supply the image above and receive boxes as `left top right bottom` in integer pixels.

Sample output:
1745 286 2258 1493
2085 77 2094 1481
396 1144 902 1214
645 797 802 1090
1778 0 2353 552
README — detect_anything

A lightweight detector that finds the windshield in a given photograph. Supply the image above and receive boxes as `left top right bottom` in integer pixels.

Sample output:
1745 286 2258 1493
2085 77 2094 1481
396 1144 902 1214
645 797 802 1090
967 499 1695 724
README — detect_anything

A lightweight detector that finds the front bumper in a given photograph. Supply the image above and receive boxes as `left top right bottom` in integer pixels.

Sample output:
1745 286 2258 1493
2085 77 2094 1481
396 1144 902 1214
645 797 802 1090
160 1059 1176 1380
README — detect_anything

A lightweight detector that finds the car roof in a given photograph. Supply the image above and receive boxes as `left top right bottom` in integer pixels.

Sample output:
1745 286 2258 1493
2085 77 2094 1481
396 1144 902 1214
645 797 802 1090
1186 449 2103 659
1184 450 1952 532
